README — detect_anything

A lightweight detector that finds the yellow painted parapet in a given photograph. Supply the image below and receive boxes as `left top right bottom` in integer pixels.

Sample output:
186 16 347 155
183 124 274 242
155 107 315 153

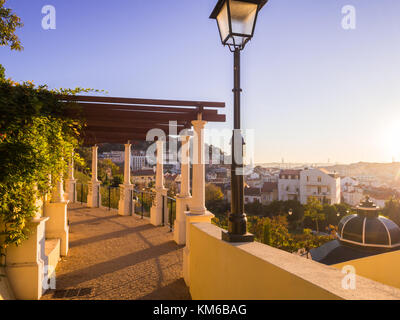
187 222 400 300
333 250 400 290
5 217 49 300
44 201 69 256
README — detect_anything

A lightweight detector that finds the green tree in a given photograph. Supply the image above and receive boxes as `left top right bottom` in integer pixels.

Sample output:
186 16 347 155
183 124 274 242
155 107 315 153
304 196 325 233
322 204 339 227
245 200 263 216
383 198 400 226
0 80 85 249
98 159 121 183
111 175 123 187
0 64 5 80
205 183 224 202
205 183 228 216
0 0 23 51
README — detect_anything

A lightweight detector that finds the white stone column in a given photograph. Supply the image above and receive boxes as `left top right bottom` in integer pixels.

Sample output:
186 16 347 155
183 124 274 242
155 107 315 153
44 172 69 256
190 118 207 214
118 142 134 216
65 152 77 203
174 134 192 245
183 115 214 286
150 140 167 226
88 145 101 208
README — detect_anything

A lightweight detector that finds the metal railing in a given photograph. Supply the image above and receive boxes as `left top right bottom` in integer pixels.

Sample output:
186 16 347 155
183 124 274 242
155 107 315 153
133 189 155 218
76 183 88 204
164 195 176 232
100 186 120 210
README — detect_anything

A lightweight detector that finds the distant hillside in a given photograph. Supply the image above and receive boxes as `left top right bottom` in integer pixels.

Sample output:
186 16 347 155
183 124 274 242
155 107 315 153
321 162 400 185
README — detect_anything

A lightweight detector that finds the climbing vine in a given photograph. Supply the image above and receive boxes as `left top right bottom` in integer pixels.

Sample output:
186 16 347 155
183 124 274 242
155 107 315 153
0 73 98 251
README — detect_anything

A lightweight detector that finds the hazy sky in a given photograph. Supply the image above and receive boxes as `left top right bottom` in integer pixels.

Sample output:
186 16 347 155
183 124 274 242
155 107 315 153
2 0 400 164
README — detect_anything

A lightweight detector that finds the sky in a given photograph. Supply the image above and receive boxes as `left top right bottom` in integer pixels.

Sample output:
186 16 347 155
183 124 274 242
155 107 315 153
1 0 400 164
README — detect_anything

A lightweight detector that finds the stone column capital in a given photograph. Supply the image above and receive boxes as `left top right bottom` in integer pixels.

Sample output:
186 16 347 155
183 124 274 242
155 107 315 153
191 120 207 130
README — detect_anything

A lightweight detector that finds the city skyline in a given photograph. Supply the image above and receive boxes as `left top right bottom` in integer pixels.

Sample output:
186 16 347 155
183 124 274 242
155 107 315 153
2 0 400 163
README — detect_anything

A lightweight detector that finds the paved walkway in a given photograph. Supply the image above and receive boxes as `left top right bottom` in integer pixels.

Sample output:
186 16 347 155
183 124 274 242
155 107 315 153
41 203 191 300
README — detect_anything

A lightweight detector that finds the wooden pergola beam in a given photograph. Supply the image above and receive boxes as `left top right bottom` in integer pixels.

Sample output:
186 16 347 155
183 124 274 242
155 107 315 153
86 119 189 128
68 109 225 122
60 95 225 108
85 126 186 134
74 103 212 114
60 94 226 145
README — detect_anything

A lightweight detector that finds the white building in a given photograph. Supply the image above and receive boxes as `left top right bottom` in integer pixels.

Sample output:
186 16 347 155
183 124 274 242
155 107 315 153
342 186 364 207
244 187 262 204
131 154 147 171
299 168 341 205
341 176 358 192
278 170 301 202
261 182 278 205
99 151 124 164
369 197 386 209
277 168 341 205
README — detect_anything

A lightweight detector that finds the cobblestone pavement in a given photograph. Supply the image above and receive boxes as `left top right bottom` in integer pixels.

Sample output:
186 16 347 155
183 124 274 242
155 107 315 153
41 203 191 300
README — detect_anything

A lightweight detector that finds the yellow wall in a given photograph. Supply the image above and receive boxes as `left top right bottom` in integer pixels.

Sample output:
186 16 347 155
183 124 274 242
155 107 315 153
333 250 400 289
188 223 400 300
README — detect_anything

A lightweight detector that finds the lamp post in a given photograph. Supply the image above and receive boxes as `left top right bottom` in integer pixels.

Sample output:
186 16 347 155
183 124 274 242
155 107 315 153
210 0 268 242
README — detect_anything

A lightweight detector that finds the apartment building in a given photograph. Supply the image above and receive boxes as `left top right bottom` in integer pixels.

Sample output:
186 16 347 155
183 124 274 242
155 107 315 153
278 169 301 201
278 168 341 205
131 154 147 171
261 182 278 205
299 168 341 205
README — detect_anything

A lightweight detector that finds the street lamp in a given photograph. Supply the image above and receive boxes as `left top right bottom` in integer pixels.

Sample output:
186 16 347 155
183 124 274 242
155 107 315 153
288 209 293 216
210 0 268 242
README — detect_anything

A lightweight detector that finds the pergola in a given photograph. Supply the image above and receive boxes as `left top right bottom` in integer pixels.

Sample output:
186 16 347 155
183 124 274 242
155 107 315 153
60 95 226 145
58 94 226 239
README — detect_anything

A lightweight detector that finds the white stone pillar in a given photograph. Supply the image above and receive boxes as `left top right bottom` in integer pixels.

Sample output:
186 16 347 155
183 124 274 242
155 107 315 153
190 118 207 214
65 152 77 203
183 115 214 286
44 172 69 256
150 140 167 226
118 143 134 216
88 145 101 208
174 134 192 245
50 172 64 203
156 140 164 189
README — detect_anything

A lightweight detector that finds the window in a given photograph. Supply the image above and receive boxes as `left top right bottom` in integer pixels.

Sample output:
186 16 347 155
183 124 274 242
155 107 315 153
306 176 309 182
318 186 321 194
318 176 321 182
